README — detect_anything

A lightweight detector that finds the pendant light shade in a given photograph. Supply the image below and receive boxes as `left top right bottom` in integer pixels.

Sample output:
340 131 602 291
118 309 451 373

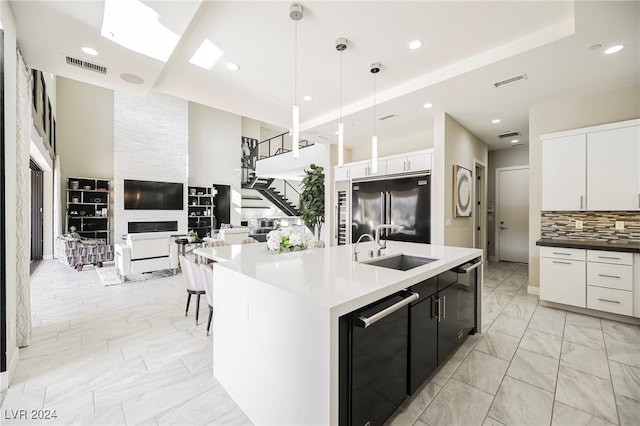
290 3 303 159
370 62 381 173
336 37 347 166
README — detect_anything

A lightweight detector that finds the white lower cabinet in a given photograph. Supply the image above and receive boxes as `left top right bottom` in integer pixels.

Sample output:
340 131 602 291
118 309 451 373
540 245 638 318
540 256 586 307
587 286 633 316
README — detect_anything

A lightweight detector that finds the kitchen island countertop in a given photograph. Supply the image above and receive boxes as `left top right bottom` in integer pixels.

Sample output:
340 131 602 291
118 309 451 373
194 241 483 425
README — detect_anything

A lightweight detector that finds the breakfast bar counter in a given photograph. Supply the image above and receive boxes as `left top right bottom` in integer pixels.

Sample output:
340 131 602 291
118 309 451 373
194 242 483 425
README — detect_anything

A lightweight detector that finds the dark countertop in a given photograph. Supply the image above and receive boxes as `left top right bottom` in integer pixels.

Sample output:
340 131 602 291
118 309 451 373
536 238 640 253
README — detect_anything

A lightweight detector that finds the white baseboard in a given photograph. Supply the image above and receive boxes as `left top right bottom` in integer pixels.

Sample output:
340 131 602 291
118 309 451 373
527 285 540 295
1 347 20 391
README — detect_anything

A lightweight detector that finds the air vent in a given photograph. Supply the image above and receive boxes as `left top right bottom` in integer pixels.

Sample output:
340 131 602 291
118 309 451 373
493 73 527 88
64 55 108 75
379 114 396 121
497 131 521 139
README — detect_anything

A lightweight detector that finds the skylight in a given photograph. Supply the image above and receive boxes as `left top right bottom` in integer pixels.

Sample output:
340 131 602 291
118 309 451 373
101 0 180 62
189 39 224 70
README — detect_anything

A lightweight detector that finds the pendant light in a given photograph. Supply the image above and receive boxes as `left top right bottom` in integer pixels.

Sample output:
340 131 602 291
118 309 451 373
290 2 303 159
370 62 381 173
336 37 347 166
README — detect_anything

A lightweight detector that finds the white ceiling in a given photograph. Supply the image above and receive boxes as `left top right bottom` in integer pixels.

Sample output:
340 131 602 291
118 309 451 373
10 1 640 152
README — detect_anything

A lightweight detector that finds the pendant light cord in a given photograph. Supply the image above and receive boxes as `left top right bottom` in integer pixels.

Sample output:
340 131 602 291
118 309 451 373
339 52 343 122
294 21 298 106
373 72 377 135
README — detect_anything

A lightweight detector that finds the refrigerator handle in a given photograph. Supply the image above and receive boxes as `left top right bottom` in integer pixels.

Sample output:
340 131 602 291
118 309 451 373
380 192 385 228
386 192 392 237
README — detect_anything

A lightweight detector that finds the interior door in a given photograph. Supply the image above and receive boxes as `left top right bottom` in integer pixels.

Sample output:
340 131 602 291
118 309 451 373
498 167 529 263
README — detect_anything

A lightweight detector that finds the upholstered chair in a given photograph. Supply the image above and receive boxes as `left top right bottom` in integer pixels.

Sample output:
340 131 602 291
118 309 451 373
199 263 215 336
179 255 206 325
207 240 229 248
240 237 260 244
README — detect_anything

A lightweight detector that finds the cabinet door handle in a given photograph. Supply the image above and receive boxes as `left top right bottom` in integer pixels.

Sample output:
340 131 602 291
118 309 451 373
355 291 419 328
552 261 571 265
597 298 621 304
441 295 446 320
580 195 584 209
598 274 621 279
598 256 621 260
407 160 411 170
552 252 572 256
431 298 438 320
403 161 406 171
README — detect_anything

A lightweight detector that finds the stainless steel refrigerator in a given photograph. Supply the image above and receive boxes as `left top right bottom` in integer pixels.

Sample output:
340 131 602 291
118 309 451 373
352 174 430 243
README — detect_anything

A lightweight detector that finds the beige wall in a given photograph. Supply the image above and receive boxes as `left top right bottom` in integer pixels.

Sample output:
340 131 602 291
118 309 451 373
487 147 529 257
442 114 488 248
57 77 114 191
189 102 242 225
350 131 433 162
528 84 640 289
242 116 261 140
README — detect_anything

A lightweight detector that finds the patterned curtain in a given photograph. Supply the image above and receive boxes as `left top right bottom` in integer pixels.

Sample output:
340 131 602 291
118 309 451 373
15 50 31 347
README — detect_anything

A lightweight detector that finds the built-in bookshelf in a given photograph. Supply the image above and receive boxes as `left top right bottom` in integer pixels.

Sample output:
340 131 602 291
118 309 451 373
66 177 110 243
188 186 215 238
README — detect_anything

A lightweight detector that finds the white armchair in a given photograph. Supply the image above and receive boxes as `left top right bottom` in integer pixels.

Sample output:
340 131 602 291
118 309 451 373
115 231 179 280
218 227 250 244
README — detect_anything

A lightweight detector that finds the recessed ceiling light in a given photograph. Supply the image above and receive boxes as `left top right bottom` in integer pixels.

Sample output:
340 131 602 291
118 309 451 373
303 95 313 101
227 62 240 71
120 73 144 85
82 46 98 56
423 103 433 109
511 139 519 144
492 119 501 124
408 40 423 50
604 45 624 55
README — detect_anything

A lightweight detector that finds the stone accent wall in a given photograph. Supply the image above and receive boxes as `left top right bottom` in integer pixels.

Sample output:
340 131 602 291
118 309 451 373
114 92 188 241
541 211 640 242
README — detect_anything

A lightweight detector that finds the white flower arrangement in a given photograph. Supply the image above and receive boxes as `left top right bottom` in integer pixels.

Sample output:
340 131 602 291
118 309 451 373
266 226 315 253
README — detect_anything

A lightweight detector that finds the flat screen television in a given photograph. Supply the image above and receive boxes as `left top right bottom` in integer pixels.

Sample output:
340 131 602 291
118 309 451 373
124 179 184 210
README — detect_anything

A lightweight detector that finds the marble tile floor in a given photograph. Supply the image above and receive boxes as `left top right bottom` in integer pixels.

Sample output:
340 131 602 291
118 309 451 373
388 261 640 426
1 260 251 425
2 260 639 425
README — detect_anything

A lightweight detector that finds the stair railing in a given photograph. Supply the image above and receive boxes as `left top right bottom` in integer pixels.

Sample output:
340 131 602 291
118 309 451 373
258 132 313 160
270 179 301 211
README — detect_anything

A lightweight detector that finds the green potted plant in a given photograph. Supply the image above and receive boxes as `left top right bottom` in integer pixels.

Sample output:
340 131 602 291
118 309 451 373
187 230 198 242
300 163 325 240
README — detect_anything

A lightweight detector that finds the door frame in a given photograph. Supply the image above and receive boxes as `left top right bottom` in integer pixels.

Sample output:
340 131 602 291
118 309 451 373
472 159 487 262
495 165 529 263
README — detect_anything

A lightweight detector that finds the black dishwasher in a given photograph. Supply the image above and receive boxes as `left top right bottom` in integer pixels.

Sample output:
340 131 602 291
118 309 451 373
339 290 419 426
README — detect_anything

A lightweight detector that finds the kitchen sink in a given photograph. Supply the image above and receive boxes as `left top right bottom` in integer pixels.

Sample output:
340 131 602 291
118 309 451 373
361 254 438 271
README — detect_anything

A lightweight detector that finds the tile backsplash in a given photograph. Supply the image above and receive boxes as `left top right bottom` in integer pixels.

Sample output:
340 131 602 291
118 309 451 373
541 211 640 243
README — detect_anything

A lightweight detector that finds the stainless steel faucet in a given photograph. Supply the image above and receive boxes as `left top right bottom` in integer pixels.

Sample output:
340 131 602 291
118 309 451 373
353 233 375 261
375 224 404 255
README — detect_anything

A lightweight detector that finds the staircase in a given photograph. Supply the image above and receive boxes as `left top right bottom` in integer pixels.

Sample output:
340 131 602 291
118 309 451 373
242 172 301 217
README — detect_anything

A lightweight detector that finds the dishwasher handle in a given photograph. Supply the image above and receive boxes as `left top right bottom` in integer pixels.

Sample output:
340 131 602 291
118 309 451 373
355 291 419 328
455 258 482 274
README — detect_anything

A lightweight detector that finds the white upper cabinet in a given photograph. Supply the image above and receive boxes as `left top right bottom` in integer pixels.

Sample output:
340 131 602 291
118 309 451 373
349 160 386 179
542 134 586 210
587 125 640 210
334 165 350 181
542 119 640 211
386 152 432 175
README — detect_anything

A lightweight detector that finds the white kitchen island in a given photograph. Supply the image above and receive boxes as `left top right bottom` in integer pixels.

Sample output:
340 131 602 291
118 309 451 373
194 241 483 425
